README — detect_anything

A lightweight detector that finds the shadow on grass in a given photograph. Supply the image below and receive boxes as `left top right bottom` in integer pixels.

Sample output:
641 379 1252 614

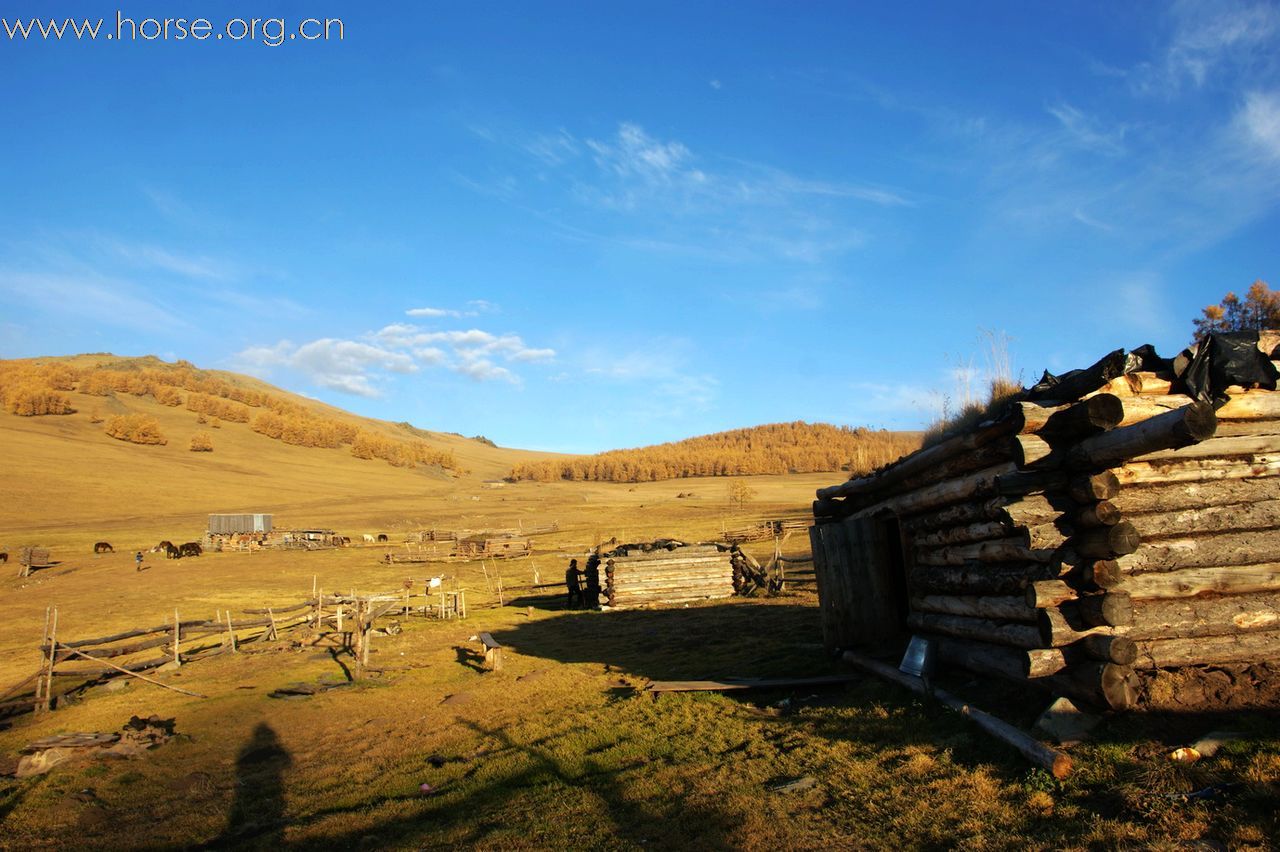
491 599 828 682
205 722 292 849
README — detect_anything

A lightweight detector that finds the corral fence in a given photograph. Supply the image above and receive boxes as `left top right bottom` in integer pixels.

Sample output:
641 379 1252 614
0 578 468 718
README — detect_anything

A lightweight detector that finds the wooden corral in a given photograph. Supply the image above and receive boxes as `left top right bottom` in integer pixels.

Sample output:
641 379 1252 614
455 536 531 559
722 517 810 544
603 542 735 608
813 332 1280 713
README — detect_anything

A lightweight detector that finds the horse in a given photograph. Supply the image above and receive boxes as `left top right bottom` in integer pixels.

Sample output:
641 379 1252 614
340 536 351 546
179 542 203 558
151 540 174 554
165 543 181 559
93 541 113 554
377 534 389 543
362 534 375 544
0 552 7 564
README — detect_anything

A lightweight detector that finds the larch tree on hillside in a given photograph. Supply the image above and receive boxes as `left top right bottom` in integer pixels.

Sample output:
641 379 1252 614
1193 280 1280 342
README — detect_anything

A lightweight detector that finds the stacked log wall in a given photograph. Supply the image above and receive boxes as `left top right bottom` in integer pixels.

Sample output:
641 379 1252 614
604 545 734 609
813 352 1280 712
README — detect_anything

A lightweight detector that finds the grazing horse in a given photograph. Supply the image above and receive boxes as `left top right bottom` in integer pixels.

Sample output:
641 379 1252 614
165 543 181 559
93 541 113 554
179 542 203 558
0 552 7 564
151 540 174 554
340 536 351 546
377 534 389 543
362 534 375 544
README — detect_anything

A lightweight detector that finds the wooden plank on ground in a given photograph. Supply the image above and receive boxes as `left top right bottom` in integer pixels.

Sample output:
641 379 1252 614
646 674 859 693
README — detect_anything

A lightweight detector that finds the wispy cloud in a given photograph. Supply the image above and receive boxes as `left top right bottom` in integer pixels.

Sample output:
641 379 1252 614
458 119 911 264
0 269 188 333
1046 103 1127 155
1133 0 1279 95
582 338 718 411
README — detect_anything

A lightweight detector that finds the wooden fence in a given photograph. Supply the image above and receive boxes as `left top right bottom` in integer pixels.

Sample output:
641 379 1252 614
2 580 462 718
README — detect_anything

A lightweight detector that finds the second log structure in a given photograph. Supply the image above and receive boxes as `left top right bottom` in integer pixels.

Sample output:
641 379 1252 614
812 332 1280 712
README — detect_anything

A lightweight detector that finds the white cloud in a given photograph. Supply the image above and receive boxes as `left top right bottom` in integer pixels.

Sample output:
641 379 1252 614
1238 90 1280 159
238 320 556 395
237 338 417 398
405 300 497 319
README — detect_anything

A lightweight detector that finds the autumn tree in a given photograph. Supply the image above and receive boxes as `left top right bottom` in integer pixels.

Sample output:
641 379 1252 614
727 480 757 513
104 414 167 445
189 432 214 452
1194 280 1280 342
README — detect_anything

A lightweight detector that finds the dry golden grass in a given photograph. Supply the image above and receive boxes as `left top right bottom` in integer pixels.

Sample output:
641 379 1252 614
0 356 1277 849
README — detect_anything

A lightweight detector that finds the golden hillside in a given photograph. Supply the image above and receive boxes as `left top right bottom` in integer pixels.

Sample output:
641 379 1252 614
0 354 562 544
510 421 922 482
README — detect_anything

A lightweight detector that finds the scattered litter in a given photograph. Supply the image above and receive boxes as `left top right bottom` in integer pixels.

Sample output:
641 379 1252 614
1163 783 1243 802
1034 697 1102 746
767 776 817 794
1168 747 1201 763
12 716 177 778
1191 731 1245 758
419 782 436 796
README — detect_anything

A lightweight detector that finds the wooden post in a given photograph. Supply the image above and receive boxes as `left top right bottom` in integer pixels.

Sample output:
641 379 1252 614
44 606 58 713
458 589 467 619
35 607 51 714
172 609 181 666
336 603 343 633
226 611 237 653
267 607 278 641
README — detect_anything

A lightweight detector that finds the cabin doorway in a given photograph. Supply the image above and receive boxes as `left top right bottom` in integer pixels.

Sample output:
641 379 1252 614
810 513 911 652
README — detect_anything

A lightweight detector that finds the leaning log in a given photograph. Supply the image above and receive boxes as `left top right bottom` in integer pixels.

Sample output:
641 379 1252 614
842 650 1073 778
851 463 1017 519
1067 403 1217 470
816 421 1018 501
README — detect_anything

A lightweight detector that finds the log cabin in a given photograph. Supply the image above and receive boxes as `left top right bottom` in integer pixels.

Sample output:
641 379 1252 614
811 332 1280 712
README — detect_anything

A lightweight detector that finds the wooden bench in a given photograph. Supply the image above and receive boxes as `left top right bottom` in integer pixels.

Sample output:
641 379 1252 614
478 632 503 671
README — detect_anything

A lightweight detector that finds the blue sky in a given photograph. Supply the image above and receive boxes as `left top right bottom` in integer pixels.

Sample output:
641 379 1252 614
2 1 1278 452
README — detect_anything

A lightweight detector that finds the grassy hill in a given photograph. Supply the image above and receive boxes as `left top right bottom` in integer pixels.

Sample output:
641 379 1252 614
0 354 563 546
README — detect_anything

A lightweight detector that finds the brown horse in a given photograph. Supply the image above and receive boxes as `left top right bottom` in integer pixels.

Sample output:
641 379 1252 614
164 543 181 559
179 542 203 558
94 541 113 554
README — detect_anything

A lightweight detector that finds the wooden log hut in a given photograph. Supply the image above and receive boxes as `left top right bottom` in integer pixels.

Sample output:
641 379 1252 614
812 332 1280 712
602 542 736 608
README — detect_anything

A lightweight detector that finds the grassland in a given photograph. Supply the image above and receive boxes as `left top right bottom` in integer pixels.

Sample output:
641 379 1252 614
0 360 1277 849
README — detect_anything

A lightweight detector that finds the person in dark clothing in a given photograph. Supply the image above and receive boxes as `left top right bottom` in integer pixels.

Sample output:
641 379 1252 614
135 551 144 572
583 556 602 608
565 559 582 609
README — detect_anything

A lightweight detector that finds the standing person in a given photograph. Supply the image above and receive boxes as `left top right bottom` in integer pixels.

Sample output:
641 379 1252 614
584 556 601 608
135 551 144 572
565 559 582 609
